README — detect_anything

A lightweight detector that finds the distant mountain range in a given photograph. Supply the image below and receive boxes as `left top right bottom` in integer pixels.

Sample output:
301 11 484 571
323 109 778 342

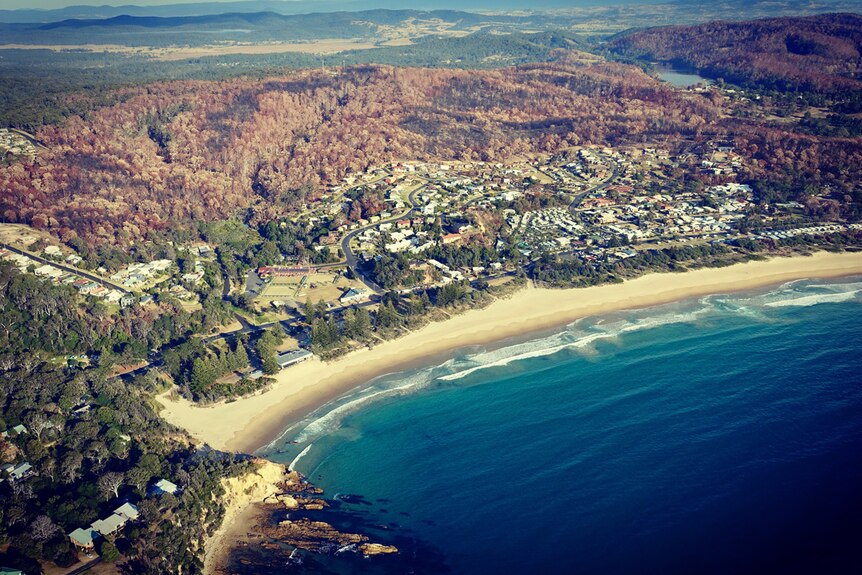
0 9 565 46
36 9 529 31
0 0 663 24
1 0 859 47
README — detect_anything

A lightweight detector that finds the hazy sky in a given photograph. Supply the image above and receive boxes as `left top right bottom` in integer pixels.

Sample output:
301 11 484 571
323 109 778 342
3 0 251 10
2 0 629 13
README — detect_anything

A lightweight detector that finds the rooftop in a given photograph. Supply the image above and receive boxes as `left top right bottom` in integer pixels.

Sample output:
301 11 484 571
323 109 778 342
69 527 99 547
91 513 126 535
151 478 179 495
275 349 314 368
114 502 140 520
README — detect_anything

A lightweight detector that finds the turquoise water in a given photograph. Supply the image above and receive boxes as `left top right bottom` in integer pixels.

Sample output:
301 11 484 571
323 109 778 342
265 277 862 573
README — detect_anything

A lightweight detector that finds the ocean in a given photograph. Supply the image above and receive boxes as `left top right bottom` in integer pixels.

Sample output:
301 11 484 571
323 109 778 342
261 277 862 574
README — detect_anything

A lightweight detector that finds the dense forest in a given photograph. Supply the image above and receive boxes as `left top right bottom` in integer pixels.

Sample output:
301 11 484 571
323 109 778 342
610 13 862 93
5 46 862 248
0 31 594 131
0 59 719 246
0 261 254 573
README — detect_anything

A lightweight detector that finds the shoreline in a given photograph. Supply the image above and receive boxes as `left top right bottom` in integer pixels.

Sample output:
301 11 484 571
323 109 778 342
157 251 862 454
205 501 266 575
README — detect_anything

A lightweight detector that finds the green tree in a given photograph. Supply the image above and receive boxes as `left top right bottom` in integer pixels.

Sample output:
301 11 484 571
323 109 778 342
376 303 400 328
100 540 120 563
353 308 371 338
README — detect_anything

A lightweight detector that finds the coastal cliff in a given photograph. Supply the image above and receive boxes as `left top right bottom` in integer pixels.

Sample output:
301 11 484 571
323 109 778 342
203 458 287 574
204 458 397 574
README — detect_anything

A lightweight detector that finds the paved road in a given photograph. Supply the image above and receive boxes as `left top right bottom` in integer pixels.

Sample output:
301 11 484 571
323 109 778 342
567 159 621 215
340 182 428 294
63 557 102 575
10 127 48 149
1 242 131 294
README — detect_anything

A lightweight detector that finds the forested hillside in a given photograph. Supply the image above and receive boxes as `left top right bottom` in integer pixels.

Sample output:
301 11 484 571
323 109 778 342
0 60 719 245
0 261 255 574
610 13 862 92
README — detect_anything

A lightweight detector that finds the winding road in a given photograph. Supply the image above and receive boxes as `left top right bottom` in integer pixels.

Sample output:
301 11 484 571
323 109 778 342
567 158 622 215
339 182 429 294
1 242 131 294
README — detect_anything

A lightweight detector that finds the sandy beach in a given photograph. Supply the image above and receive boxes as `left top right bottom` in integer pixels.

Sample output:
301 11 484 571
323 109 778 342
157 251 862 454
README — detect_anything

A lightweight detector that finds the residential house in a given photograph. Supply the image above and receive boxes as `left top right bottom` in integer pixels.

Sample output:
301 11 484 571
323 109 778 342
79 282 100 295
91 514 126 537
150 478 180 496
104 290 123 303
1 462 33 482
114 502 140 521
69 527 99 550
339 288 367 304
1 424 26 439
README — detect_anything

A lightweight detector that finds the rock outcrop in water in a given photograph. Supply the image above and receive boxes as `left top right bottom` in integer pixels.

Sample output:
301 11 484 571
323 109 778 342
206 460 398 574
261 469 396 555
204 458 288 574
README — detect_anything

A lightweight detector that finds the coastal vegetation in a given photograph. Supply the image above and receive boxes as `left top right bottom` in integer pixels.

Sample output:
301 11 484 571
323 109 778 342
2 5 862 573
0 265 255 574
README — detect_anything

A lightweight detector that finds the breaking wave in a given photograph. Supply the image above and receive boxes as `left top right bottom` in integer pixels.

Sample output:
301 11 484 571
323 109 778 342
291 368 444 444
762 280 862 308
271 276 862 454
288 444 313 472
439 307 711 382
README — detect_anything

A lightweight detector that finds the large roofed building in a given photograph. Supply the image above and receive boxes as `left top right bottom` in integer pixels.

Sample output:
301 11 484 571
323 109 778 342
339 287 368 304
275 349 314 370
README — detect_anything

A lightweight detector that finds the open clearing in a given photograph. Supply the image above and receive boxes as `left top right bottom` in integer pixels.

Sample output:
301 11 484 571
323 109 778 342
0 223 53 248
0 39 379 59
257 271 365 306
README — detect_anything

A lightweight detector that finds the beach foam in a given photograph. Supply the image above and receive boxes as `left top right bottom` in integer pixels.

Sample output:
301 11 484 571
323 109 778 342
439 303 723 383
763 281 862 308
288 444 313 472
292 369 442 444
155 253 862 455
275 276 862 451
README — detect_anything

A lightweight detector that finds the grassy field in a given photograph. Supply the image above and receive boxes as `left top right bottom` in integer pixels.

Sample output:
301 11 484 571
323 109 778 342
0 223 55 248
257 271 365 306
